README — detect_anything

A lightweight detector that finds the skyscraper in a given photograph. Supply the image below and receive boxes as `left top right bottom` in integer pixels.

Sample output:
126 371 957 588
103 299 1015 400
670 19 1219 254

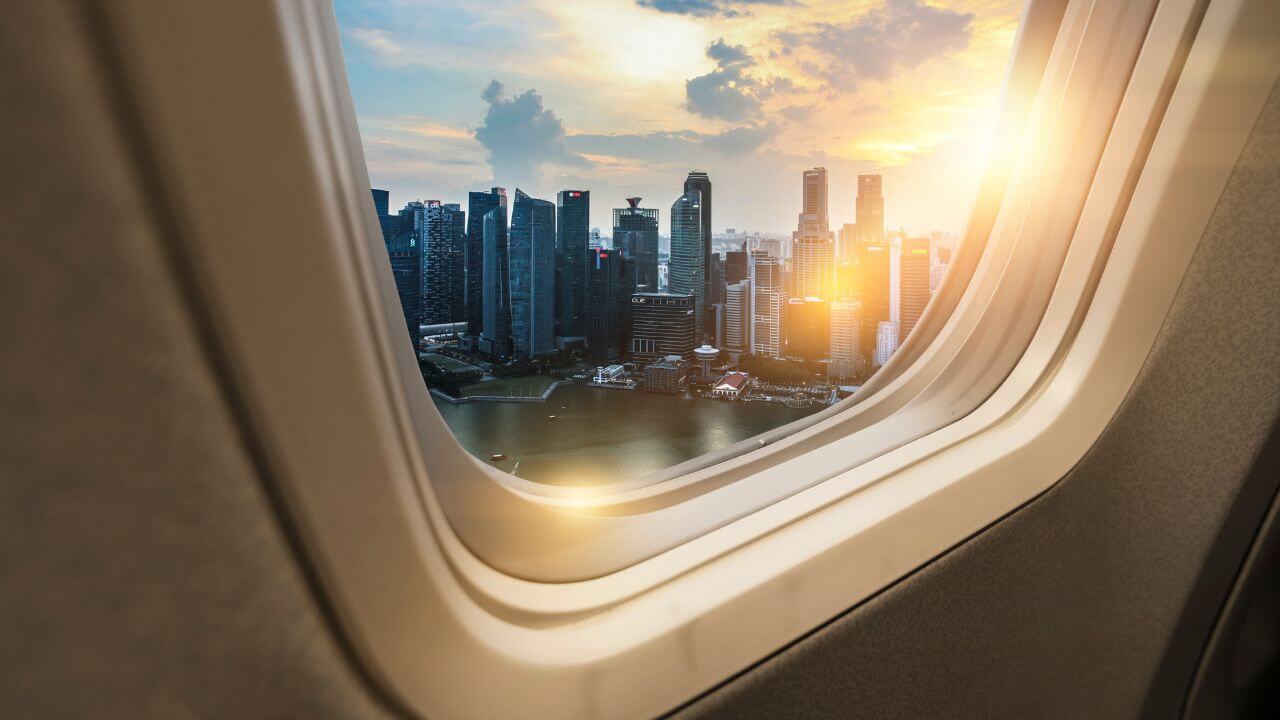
509 189 556 358
875 320 900 367
421 200 466 325
724 278 753 363
751 251 784 358
785 297 830 362
669 190 706 339
479 206 511 358
725 244 749 286
555 190 589 343
629 293 696 366
383 223 421 350
899 236 931 340
586 247 628 366
829 298 864 381
792 167 835 300
855 174 884 244
466 187 506 337
370 188 389 218
857 239 890 366
613 197 659 293
684 171 713 333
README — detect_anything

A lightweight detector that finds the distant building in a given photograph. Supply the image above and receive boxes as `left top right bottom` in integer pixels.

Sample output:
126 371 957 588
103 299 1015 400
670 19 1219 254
684 171 714 320
414 200 466 326
785 297 830 362
479 206 512 358
711 371 750 399
586 248 628 366
829 298 864 381
875 320 900 367
857 239 890 367
466 187 506 336
725 244 749 285
383 222 421 350
855 174 884 244
555 190 589 343
792 167 835 300
900 236 931 340
613 197 659 293
509 189 556 358
751 251 784 358
644 355 688 394
629 292 696 367
669 190 706 340
838 222 857 262
724 278 753 362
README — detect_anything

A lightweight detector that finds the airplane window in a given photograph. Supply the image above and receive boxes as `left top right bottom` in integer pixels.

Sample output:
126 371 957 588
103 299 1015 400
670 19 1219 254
334 0 1023 486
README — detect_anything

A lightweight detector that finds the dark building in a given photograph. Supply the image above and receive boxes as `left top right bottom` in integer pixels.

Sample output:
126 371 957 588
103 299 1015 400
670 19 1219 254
466 187 506 337
509 189 556 358
785 297 830 362
669 190 705 340
556 190 590 342
370 188 389 218
420 200 466 326
629 292 696 367
586 248 628 366
900 236 932 340
383 225 421 352
725 244 749 286
683 171 713 332
644 356 688 394
479 206 511 359
857 239 890 366
613 197 659 293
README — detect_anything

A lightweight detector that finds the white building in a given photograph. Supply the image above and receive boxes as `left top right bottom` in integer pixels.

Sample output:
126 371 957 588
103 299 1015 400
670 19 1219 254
874 320 900 367
750 252 784 358
724 278 753 362
829 298 864 380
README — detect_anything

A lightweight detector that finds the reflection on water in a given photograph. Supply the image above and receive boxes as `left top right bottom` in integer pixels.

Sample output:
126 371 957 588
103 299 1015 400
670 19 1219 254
433 382 822 486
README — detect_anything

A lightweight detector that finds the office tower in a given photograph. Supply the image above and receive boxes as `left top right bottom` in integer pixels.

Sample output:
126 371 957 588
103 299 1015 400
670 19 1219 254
586 248 628 366
509 189 556 358
589 228 602 249
835 259 859 299
900 236 932 340
383 223 421 350
792 168 835 299
855 174 884 244
555 190 589 343
629 293 696 366
785 297 830 362
444 203 466 323
839 222 857 261
856 240 890 366
613 197 659 293
420 200 466 325
466 187 506 337
370 188 389 218
829 299 864 381
683 171 713 329
725 244 749 286
479 206 511 358
889 232 903 322
724 278 753 363
707 253 725 344
669 190 706 339
875 320 900 366
751 251 784 358
802 167 830 229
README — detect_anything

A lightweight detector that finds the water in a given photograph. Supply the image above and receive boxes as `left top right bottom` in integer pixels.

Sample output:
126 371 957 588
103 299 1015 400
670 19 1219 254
433 382 823 486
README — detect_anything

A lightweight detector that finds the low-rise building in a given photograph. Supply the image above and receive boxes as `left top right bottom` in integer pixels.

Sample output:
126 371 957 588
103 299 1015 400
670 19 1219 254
711 371 751 399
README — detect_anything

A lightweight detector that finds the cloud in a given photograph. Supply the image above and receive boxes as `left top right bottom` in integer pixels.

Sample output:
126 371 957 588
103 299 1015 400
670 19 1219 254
569 123 777 161
473 80 590 185
773 0 973 92
636 0 795 18
684 39 765 121
703 123 779 155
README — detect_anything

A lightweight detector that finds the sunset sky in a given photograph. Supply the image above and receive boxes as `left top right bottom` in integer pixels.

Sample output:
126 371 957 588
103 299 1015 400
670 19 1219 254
336 0 1023 235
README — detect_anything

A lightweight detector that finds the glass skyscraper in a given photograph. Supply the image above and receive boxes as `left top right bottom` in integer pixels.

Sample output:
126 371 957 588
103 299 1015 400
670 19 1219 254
669 190 705 340
480 205 511 358
466 187 506 337
586 247 628 366
509 189 557 358
556 190 590 342
420 200 466 326
683 171 713 331
612 197 659 293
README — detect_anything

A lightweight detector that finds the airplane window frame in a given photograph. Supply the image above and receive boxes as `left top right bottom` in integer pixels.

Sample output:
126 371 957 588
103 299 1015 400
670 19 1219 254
88 0 1280 716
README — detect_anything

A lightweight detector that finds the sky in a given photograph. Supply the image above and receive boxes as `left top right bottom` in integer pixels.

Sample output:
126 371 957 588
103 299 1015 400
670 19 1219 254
336 0 1023 236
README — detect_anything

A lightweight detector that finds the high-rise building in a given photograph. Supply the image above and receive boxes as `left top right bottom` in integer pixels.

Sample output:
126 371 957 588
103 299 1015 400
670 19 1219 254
586 247 628 366
724 278 753 363
555 190 589 343
875 320 900 367
751 251 784 358
383 223 422 350
669 190 706 340
900 237 932 340
683 171 713 332
792 167 835 300
479 206 511 358
466 187 506 337
855 174 884 244
629 293 696 367
421 200 466 325
785 297 830 362
370 188 389 218
725 244 749 286
838 222 858 262
613 197 659 293
888 232 904 323
829 299 864 381
508 189 556 359
857 239 890 366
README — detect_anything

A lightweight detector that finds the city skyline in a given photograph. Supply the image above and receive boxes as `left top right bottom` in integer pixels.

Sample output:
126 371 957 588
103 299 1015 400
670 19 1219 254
337 0 1022 234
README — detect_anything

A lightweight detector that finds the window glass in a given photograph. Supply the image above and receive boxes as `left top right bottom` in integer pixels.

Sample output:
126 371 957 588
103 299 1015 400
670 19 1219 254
336 0 1021 486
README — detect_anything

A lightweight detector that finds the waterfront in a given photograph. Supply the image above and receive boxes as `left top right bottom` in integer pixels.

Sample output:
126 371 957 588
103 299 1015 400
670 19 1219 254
433 381 823 486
